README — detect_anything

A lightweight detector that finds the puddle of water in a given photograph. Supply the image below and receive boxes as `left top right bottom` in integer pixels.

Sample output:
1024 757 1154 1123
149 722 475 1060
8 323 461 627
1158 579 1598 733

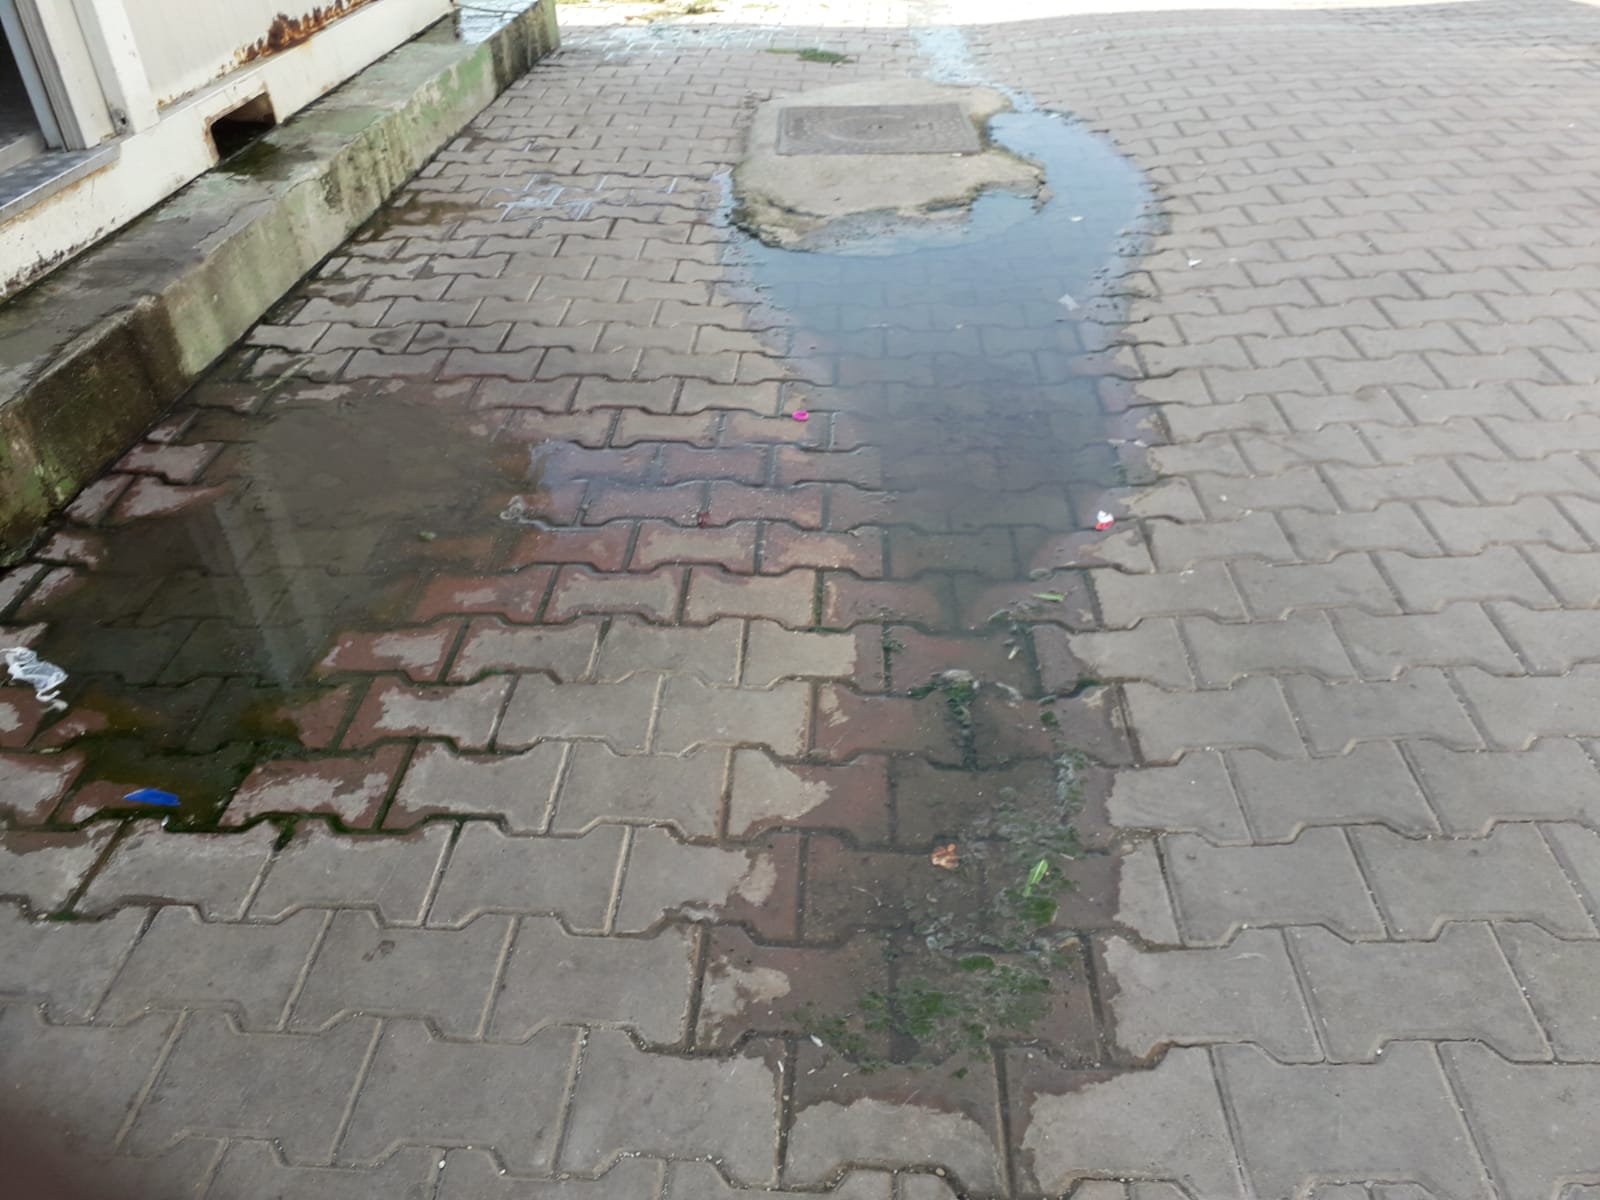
727 108 1150 1068
3 57 1151 1073
20 390 537 823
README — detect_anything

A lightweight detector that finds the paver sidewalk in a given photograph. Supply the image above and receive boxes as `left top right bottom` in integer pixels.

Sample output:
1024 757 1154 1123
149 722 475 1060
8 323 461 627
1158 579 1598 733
6 0 1600 1195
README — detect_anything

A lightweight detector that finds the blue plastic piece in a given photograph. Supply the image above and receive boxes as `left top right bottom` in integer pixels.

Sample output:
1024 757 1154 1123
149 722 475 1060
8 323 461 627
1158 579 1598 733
124 788 180 807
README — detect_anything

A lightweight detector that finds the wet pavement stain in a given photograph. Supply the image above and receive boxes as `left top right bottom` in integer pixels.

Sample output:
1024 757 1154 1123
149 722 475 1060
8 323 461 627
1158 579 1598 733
725 109 1149 1068
0 56 1153 1087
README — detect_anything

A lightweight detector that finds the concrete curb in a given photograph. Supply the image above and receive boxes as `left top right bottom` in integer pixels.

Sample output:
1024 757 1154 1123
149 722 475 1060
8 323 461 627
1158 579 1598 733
0 2 559 562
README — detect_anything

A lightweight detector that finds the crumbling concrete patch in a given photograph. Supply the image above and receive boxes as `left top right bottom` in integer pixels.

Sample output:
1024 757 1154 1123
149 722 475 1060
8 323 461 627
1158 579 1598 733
733 79 1042 247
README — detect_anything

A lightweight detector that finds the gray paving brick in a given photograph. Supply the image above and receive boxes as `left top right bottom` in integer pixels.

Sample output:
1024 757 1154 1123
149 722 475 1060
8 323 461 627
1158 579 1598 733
1147 512 1296 571
1117 840 1181 945
1332 605 1522 677
654 677 810 756
1106 752 1250 842
1020 1047 1239 1198
743 621 864 687
100 907 324 1029
595 618 742 683
1521 544 1600 607
1069 621 1194 690
1102 929 1318 1061
1443 1043 1600 1199
206 1141 440 1200
1489 603 1600 673
437 1152 663 1200
128 1011 377 1161
0 827 114 912
1228 743 1438 839
451 619 600 682
291 910 511 1036
785 1054 1004 1191
341 1021 578 1172
499 674 660 753
1497 922 1600 1060
561 1030 778 1184
1454 665 1600 748
1280 505 1441 559
1455 451 1600 504
251 824 452 925
1322 460 1477 511
1283 670 1481 754
1352 824 1595 939
1182 612 1355 684
1406 740 1600 833
1290 923 1547 1062
80 826 275 921
428 824 625 930
0 1006 175 1149
553 743 726 836
0 904 143 1019
1543 821 1600 925
1122 677 1303 763
1228 554 1400 618
1375 547 1556 612
1163 828 1384 944
388 743 566 832
614 827 783 934
1219 1043 1488 1200
1420 496 1590 554
488 918 695 1044
1091 563 1247 627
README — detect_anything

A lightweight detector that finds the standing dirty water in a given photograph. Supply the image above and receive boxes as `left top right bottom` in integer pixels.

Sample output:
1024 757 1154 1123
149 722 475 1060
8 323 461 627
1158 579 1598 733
0 18 1156 1196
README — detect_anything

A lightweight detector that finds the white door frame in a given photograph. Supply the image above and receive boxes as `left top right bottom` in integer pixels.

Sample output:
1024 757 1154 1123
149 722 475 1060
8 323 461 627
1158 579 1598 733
0 0 73 148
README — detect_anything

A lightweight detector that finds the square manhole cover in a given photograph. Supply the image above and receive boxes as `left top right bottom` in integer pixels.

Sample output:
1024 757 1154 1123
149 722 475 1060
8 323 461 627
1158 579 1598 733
776 103 981 156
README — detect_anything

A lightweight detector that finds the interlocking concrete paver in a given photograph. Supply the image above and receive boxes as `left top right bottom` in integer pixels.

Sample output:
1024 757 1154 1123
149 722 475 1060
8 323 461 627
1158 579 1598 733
1284 670 1483 754
1442 1043 1600 1199
498 673 660 752
1497 922 1600 1061
251 824 452 925
0 904 143 1018
1352 823 1596 939
12 0 1600 1189
1019 1047 1239 1198
81 825 276 920
786 1051 1005 1191
1228 743 1438 840
99 907 324 1029
427 824 624 931
128 1011 377 1161
341 1021 578 1173
0 1007 176 1149
0 826 118 911
1102 930 1318 1062
1123 677 1302 763
1406 740 1600 834
206 1141 440 1200
489 918 695 1044
561 1030 778 1184
1164 828 1385 944
291 910 512 1036
388 742 566 830
1105 752 1248 843
1290 923 1548 1063
1218 1043 1490 1200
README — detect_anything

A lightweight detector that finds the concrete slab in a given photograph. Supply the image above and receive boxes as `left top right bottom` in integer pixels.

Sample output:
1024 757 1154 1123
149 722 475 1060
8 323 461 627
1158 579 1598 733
733 79 1041 247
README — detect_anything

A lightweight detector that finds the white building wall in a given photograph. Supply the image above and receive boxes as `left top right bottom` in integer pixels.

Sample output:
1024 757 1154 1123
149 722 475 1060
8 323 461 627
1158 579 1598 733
2 0 452 297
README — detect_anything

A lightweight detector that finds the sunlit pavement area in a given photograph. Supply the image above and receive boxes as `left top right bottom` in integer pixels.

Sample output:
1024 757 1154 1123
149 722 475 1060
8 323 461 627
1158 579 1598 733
6 0 1600 1194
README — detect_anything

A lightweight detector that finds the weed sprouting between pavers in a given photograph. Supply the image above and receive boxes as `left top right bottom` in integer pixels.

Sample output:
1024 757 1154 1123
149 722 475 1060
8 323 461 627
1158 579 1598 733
804 743 1091 1071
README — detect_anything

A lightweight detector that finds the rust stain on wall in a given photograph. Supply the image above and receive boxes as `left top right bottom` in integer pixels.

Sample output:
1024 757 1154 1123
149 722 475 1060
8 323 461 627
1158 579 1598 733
236 0 380 65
